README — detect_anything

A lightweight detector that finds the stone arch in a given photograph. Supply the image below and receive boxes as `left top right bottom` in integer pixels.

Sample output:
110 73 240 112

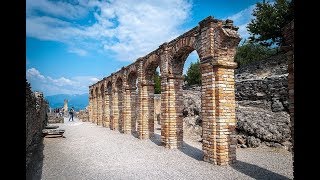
159 37 202 149
143 53 160 83
127 70 138 134
88 16 241 166
137 53 160 139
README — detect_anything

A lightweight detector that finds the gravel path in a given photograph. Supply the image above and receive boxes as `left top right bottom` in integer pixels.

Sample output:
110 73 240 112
41 117 293 180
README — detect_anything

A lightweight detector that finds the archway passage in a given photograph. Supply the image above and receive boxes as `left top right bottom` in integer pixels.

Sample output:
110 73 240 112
89 16 241 165
127 71 138 135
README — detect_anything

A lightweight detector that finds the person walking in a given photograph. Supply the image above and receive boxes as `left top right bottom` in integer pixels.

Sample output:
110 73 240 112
68 107 75 121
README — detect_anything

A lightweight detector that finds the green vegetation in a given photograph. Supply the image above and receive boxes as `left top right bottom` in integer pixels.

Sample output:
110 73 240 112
154 70 161 94
235 42 277 67
247 0 294 47
184 60 201 86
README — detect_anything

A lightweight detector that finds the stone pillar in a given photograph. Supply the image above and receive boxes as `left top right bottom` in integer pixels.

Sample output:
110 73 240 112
105 93 111 128
130 88 137 134
101 91 105 127
136 60 153 139
88 95 93 122
147 84 155 138
201 59 237 165
160 75 183 149
93 96 97 124
118 87 124 133
109 91 114 130
137 82 153 139
97 93 101 125
111 88 119 130
123 86 133 134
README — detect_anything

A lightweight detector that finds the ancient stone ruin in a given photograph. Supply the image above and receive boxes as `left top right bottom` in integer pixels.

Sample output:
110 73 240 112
88 16 241 165
26 80 49 175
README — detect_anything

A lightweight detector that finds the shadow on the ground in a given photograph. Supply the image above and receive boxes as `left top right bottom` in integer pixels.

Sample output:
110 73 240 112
26 138 44 180
150 133 162 146
231 160 290 180
180 141 203 161
150 133 204 161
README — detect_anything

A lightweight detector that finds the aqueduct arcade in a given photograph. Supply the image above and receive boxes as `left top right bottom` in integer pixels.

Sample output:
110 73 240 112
88 16 241 165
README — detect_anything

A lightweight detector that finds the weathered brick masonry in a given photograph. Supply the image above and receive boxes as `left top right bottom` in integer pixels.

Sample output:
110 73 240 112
87 16 240 165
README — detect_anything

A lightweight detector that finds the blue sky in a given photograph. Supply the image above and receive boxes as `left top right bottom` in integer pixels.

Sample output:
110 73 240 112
26 0 263 96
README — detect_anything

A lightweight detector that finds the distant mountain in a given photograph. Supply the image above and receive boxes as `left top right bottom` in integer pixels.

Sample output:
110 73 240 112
45 93 89 111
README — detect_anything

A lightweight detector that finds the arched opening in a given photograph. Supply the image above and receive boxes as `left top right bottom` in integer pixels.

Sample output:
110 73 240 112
90 89 94 122
100 83 105 126
127 71 138 135
106 81 112 129
160 46 201 149
116 77 123 133
139 56 160 139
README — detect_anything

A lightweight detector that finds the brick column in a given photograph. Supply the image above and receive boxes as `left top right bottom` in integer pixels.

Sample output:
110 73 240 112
130 88 137 134
160 75 183 149
137 82 153 139
88 96 93 122
105 93 111 128
201 59 237 165
112 89 119 130
147 83 155 138
101 92 105 127
97 93 101 125
109 91 114 130
123 86 132 134
93 96 97 124
118 87 124 133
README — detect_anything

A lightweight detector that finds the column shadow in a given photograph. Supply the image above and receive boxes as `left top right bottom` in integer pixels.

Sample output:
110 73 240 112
150 133 203 161
230 160 291 180
179 141 203 161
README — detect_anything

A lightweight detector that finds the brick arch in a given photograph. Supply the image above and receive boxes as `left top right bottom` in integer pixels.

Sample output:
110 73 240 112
115 77 124 132
213 26 240 61
88 16 241 166
143 53 160 82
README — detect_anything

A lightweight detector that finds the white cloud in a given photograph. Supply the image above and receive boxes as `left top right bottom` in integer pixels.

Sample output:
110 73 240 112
226 5 255 41
26 0 89 20
27 68 45 80
26 0 192 61
26 68 100 95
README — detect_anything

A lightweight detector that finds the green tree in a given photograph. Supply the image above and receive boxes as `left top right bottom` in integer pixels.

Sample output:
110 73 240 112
235 42 277 67
154 70 161 94
247 0 294 47
185 60 201 86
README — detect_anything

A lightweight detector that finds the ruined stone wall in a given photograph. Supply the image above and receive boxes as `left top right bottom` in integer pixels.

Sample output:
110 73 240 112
78 109 89 122
26 80 48 170
235 53 289 112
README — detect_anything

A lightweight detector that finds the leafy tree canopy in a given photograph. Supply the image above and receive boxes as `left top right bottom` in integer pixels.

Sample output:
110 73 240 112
247 0 294 47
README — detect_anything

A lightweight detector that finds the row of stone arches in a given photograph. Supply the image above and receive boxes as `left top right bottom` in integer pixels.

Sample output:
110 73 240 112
88 16 241 165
